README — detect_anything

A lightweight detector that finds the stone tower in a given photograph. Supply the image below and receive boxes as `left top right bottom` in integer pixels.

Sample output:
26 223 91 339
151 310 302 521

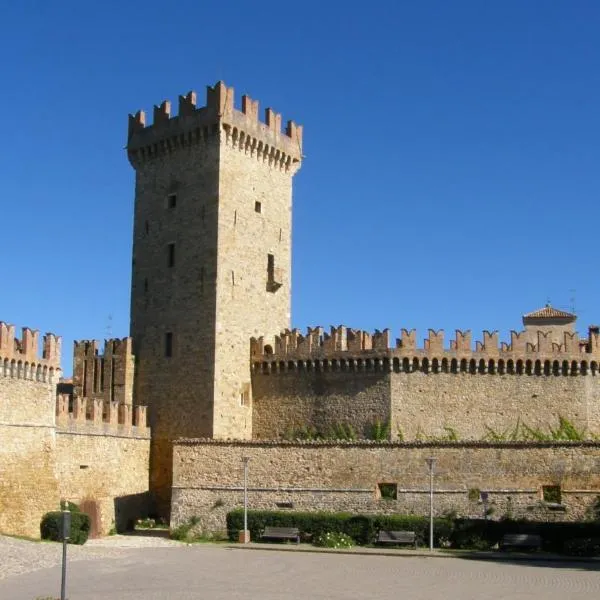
127 81 303 511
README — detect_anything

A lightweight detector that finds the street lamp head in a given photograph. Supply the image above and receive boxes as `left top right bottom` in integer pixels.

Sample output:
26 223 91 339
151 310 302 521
242 456 250 465
425 456 437 469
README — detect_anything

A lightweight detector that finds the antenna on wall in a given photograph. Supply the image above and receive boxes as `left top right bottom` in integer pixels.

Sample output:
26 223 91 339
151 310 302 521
569 289 577 315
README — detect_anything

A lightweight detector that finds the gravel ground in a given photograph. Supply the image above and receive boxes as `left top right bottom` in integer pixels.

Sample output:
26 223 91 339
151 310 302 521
0 534 181 580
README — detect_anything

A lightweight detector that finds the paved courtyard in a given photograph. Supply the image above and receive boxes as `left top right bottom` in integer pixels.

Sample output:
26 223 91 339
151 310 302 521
1 536 599 599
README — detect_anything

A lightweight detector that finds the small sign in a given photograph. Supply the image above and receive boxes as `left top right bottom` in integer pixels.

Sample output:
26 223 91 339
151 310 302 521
62 511 71 540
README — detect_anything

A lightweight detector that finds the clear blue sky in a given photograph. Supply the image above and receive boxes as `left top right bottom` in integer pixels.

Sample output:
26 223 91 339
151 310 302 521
2 1 600 372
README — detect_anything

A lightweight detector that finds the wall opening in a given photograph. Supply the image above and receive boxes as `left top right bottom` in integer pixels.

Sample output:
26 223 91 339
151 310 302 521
266 254 282 292
167 243 175 268
110 358 115 402
167 193 177 209
255 201 262 213
165 332 173 358
83 359 88 397
542 485 562 504
377 483 397 500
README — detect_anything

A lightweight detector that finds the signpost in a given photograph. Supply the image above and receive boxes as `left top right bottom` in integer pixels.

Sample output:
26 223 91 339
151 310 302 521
61 509 71 600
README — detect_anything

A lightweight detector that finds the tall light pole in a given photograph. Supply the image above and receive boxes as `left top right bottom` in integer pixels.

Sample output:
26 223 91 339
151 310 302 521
241 456 250 544
425 457 436 552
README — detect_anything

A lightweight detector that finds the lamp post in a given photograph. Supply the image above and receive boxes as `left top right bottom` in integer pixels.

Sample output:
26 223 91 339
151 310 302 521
425 457 436 552
240 456 250 544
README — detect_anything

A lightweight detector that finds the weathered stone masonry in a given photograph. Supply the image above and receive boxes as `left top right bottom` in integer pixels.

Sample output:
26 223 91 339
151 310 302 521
251 312 600 441
127 82 302 512
171 439 600 533
0 322 150 538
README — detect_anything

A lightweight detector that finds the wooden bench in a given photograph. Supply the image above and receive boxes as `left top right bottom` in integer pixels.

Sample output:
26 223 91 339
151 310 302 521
376 530 417 548
261 526 300 544
500 533 542 551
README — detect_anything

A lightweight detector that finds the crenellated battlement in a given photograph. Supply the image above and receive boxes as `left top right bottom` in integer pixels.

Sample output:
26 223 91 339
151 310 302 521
251 324 600 376
127 81 302 171
55 394 149 438
73 337 135 405
0 321 62 384
0 321 61 368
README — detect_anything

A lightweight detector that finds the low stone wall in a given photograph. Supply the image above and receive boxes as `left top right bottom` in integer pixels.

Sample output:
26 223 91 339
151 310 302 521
55 428 150 536
171 440 600 533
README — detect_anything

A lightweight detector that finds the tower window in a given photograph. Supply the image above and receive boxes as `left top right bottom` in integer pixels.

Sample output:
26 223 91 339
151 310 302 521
267 253 282 292
165 332 173 358
144 220 149 235
144 278 148 293
167 243 175 267
255 201 262 213
167 194 177 209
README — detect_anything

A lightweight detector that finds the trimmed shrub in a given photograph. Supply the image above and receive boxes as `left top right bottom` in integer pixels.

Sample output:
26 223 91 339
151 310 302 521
226 510 452 547
40 511 91 545
563 537 600 557
450 519 600 552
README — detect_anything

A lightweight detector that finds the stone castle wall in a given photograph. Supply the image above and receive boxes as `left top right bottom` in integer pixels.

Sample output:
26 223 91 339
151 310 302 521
253 370 390 439
55 426 150 536
0 323 62 537
171 439 600 533
0 375 60 538
0 323 151 538
251 326 600 440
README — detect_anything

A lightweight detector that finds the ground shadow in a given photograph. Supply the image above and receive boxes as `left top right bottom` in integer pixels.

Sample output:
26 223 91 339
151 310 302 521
459 552 600 572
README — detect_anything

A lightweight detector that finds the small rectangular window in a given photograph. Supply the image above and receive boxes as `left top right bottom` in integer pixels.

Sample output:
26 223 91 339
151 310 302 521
542 485 561 504
377 483 397 500
144 278 148 293
267 253 274 278
167 194 177 209
266 253 282 292
255 201 262 213
165 332 173 358
167 243 175 267
240 383 251 406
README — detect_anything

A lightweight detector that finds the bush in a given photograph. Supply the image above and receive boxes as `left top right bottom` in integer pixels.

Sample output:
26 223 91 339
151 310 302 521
40 511 90 545
449 519 600 553
170 516 200 541
563 537 600 557
313 531 354 548
226 510 452 547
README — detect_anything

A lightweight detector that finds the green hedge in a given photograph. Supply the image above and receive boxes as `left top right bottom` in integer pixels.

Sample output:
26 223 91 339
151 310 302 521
40 511 91 545
450 519 600 553
226 510 452 546
227 510 600 554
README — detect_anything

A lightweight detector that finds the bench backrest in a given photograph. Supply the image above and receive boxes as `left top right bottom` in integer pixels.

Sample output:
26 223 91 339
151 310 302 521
503 534 542 544
377 530 416 542
263 527 300 536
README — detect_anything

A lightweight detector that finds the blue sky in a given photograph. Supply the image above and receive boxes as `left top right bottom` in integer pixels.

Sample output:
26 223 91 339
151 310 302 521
2 1 600 372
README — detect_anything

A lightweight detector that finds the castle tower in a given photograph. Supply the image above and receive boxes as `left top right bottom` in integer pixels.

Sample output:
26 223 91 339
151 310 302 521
127 81 302 511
